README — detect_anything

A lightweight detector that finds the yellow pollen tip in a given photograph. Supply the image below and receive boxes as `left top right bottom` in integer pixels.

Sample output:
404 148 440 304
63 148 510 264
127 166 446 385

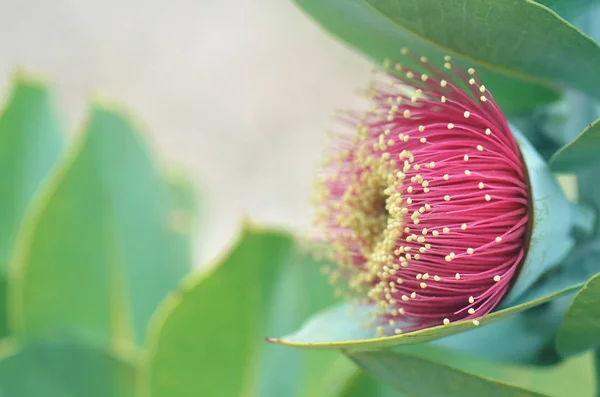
420 282 427 289
440 80 447 87
469 296 475 304
468 308 475 314
485 194 492 201
467 248 474 254
444 195 451 201
464 111 470 118
443 227 450 234
464 155 469 161
485 128 492 135
461 223 467 230
477 145 484 151
420 56 428 63
468 78 475 85
496 236 502 243
447 123 454 129
403 109 411 118
455 273 461 280
479 85 486 93
443 318 450 325
478 182 484 189
480 95 487 102
473 320 480 326
467 68 475 75
494 275 501 282
443 174 449 180
465 170 471 176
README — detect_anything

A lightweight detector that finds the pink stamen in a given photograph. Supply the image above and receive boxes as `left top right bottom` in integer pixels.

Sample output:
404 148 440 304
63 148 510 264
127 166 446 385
314 51 531 334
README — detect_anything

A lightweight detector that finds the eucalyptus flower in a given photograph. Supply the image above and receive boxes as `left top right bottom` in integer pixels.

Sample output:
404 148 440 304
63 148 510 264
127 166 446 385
314 49 574 336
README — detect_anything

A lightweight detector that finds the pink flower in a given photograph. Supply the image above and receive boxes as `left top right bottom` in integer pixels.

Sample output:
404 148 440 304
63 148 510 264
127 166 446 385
315 50 531 334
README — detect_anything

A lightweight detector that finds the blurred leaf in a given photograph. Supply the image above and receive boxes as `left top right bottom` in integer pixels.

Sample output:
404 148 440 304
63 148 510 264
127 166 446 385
293 0 559 114
140 226 344 397
0 77 64 336
549 117 600 172
339 372 402 397
273 284 578 350
556 272 600 356
350 349 550 397
0 341 134 397
366 0 600 100
536 0 598 20
9 103 194 349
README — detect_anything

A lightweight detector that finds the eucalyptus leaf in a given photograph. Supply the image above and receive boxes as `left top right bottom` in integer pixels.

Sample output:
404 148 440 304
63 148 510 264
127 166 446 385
549 117 600 173
366 0 600 100
0 341 134 397
350 350 550 397
293 0 560 114
0 77 64 337
556 272 600 356
339 372 402 397
9 103 194 349
273 285 577 350
140 226 343 397
536 0 598 20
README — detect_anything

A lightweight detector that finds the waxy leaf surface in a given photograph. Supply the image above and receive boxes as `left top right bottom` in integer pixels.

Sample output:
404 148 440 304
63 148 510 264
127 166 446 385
556 272 600 356
549 117 600 172
366 0 600 100
274 285 578 350
351 350 550 397
141 227 344 397
10 104 194 349
0 78 64 337
0 341 134 397
293 0 560 114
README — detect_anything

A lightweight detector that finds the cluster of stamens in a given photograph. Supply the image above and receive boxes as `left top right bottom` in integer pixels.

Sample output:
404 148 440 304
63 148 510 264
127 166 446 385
314 50 531 336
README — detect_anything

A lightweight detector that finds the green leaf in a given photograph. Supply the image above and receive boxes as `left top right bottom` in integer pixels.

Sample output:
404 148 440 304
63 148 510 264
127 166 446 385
556 272 600 356
349 345 596 397
536 0 598 20
365 0 600 100
272 284 578 350
9 103 193 349
0 341 134 397
140 226 343 397
0 76 64 337
350 350 551 397
293 0 560 113
339 372 402 397
549 117 600 173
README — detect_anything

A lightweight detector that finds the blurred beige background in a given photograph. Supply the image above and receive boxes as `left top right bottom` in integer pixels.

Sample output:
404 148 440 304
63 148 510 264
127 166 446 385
0 0 372 263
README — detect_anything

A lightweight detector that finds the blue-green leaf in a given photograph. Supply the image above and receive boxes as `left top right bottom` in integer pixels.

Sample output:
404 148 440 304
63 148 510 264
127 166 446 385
0 341 134 397
549 117 600 173
366 0 600 99
350 349 550 397
293 0 560 114
9 103 194 349
0 77 64 337
140 226 344 397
